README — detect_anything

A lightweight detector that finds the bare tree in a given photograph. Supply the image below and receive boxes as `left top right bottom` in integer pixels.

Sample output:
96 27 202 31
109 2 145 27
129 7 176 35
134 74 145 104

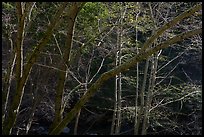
49 4 202 134
49 2 85 132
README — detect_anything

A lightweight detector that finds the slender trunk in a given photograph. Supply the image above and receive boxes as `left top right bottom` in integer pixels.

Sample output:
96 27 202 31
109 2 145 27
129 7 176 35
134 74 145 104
111 7 121 135
114 3 127 134
74 57 90 135
114 62 122 135
110 73 118 134
111 20 122 136
49 3 84 132
110 30 119 134
2 3 25 134
141 57 152 135
141 3 162 134
74 82 88 135
2 37 17 126
142 50 159 135
135 58 149 134
134 4 141 134
115 21 122 135
25 86 44 134
2 3 69 135
134 62 139 134
74 108 81 135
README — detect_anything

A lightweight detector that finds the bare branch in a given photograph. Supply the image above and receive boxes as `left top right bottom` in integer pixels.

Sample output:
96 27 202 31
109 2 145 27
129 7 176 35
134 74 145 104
140 4 202 51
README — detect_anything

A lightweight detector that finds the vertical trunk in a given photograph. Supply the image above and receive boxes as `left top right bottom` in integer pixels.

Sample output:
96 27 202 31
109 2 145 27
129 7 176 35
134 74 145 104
2 34 16 125
49 3 85 132
134 4 141 134
74 42 94 135
134 62 139 134
115 11 123 133
141 3 161 134
135 58 149 134
2 3 69 135
111 3 126 134
141 57 153 135
2 3 25 134
110 6 120 135
141 51 158 135
115 33 122 134
110 63 118 134
111 18 121 136
25 88 43 134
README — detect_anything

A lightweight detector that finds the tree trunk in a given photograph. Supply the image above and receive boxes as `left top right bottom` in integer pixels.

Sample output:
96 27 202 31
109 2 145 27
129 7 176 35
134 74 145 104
3 3 26 134
2 37 16 126
111 3 126 134
49 2 85 132
141 4 162 134
2 3 69 135
134 4 141 135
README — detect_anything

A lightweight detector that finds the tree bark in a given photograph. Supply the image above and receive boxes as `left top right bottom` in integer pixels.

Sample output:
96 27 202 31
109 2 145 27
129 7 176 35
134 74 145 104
49 2 85 132
3 3 27 134
2 3 69 135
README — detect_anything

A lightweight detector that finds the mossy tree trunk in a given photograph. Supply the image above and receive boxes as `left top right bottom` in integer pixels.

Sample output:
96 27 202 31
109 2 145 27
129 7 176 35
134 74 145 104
3 3 29 134
2 31 17 126
49 2 85 132
2 3 69 135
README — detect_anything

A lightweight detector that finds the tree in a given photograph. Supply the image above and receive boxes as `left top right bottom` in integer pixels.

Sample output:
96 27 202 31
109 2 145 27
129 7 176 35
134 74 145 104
49 4 202 135
2 2 72 134
110 2 127 135
48 2 85 132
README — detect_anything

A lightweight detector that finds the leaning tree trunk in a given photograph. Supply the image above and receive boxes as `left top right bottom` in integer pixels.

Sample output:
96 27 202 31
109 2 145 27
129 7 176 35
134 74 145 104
3 3 27 134
2 3 69 135
2 35 17 126
49 2 85 132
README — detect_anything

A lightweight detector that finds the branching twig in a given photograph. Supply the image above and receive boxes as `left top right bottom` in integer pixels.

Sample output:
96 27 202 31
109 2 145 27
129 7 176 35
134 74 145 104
150 90 200 111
